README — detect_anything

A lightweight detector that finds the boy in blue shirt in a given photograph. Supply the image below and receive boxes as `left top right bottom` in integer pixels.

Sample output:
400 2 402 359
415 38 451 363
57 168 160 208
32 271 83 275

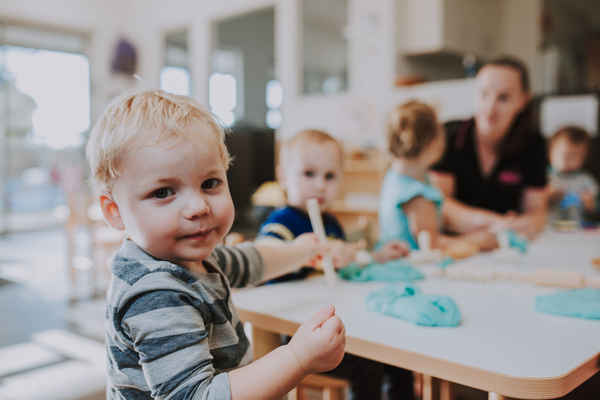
259 129 408 278
258 129 409 399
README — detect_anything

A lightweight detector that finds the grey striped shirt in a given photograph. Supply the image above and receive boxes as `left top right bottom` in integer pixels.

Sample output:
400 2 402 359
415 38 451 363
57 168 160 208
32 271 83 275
105 240 264 399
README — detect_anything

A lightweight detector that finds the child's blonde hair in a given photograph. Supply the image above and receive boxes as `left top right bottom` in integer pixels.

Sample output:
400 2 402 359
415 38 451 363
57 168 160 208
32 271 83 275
86 89 230 193
387 100 440 159
279 129 343 165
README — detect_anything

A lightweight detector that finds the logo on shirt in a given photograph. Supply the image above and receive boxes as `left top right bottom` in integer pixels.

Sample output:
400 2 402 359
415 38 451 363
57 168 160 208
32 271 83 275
498 170 522 185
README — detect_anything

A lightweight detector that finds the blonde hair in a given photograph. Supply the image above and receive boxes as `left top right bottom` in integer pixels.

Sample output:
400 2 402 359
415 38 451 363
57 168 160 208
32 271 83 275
86 89 230 193
387 100 440 159
279 129 343 165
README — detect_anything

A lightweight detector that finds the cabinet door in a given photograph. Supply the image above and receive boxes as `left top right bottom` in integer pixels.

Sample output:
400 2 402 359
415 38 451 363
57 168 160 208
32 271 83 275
443 0 501 57
398 0 444 55
397 0 500 56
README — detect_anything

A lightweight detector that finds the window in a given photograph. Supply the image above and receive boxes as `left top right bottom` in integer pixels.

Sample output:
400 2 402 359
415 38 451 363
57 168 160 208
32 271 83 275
210 50 243 126
265 79 282 129
160 66 191 96
161 29 191 96
0 23 90 232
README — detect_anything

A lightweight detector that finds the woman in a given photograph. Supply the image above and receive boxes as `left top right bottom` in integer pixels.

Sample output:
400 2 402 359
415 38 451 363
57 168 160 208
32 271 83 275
430 56 548 242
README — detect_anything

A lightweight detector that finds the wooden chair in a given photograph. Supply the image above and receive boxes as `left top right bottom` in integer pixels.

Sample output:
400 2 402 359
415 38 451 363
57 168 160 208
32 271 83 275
288 374 350 400
65 195 124 300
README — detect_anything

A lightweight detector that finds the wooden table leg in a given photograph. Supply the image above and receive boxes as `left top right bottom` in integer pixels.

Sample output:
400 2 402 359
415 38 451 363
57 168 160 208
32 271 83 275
440 379 453 400
250 324 289 399
250 323 281 359
422 374 433 400
489 393 505 400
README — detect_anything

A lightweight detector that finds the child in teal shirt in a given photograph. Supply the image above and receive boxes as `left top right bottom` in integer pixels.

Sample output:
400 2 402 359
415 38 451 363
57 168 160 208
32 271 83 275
379 101 485 256
379 100 447 250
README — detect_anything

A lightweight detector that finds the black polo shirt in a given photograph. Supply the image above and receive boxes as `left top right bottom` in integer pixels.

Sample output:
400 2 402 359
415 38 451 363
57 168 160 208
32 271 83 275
432 118 548 214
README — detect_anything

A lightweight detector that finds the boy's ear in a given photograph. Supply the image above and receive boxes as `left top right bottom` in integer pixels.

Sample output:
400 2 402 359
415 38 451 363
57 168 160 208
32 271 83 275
99 194 125 231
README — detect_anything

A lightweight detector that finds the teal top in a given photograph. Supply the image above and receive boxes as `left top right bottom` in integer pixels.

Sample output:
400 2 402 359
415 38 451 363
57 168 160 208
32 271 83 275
378 170 443 250
338 259 424 282
366 284 461 327
536 288 600 320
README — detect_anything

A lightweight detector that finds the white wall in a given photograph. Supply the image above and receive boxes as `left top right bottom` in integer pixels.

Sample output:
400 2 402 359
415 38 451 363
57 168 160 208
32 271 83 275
106 0 416 146
0 0 140 119
2 0 540 148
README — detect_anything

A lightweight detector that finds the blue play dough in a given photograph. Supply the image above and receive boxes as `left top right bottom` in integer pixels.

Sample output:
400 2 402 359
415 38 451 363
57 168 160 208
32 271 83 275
536 288 600 320
338 260 424 282
438 257 454 269
507 230 528 254
366 284 461 327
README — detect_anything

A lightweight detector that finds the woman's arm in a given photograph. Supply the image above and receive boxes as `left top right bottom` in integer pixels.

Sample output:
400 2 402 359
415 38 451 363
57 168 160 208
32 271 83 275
429 171 503 233
499 187 548 239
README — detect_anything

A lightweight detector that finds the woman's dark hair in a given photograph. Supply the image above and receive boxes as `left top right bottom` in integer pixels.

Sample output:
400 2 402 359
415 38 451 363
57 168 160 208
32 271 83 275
480 56 530 93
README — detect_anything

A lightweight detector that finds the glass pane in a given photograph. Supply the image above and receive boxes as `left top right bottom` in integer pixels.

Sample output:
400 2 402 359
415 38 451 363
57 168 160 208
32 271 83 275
302 0 348 95
0 45 90 232
266 79 282 109
160 66 191 96
212 8 275 128
161 29 191 96
209 73 237 126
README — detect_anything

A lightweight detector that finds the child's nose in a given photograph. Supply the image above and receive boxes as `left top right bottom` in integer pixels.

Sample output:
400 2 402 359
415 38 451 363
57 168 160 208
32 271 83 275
183 193 210 219
316 177 327 190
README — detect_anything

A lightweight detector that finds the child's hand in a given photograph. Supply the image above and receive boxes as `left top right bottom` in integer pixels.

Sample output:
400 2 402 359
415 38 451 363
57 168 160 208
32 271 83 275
580 191 596 212
287 305 345 374
292 233 329 266
495 213 544 240
328 240 364 268
372 240 409 263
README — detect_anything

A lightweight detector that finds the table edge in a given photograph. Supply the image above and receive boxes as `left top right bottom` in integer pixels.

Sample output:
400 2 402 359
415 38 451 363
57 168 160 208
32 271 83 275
238 308 600 399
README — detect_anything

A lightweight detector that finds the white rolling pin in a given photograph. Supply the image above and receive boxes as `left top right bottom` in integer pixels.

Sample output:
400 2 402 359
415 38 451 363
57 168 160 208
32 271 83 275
529 268 585 288
306 198 337 286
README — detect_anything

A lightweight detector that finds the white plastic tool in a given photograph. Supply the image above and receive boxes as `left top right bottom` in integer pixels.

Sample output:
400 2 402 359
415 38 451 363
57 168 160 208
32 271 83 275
497 230 510 251
418 231 431 252
306 198 337 286
409 230 442 264
494 230 519 263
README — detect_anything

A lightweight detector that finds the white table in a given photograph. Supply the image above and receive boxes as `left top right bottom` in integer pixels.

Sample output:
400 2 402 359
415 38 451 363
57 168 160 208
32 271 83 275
233 231 600 399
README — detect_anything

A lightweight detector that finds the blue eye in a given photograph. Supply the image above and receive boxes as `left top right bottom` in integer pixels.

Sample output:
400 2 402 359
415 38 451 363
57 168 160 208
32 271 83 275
202 178 221 190
304 170 315 178
325 172 336 180
152 187 174 199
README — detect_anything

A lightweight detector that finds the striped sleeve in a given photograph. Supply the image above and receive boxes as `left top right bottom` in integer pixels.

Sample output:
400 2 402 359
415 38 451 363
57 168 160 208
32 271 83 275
120 290 230 400
212 244 264 288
